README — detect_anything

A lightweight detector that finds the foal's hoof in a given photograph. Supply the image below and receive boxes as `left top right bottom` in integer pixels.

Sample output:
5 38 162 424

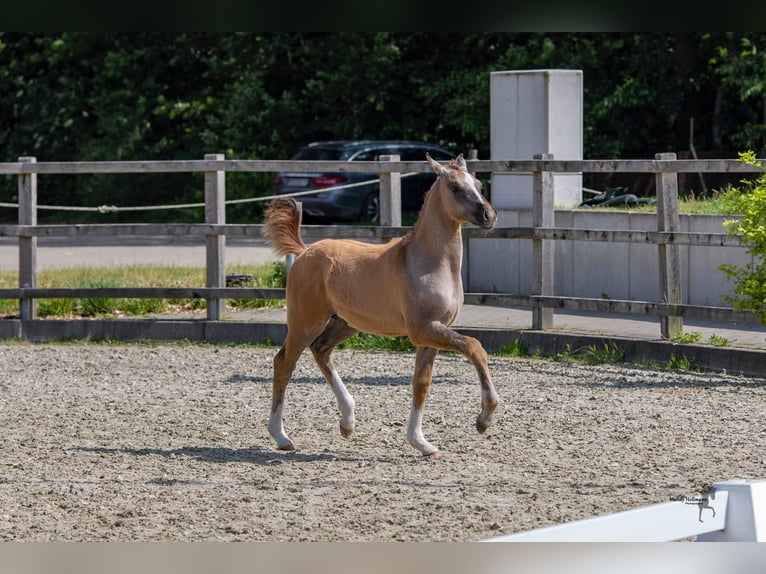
339 423 354 440
277 442 296 451
476 414 493 434
424 450 441 459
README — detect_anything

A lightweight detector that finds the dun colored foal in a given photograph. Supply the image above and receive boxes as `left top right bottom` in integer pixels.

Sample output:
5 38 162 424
263 154 499 456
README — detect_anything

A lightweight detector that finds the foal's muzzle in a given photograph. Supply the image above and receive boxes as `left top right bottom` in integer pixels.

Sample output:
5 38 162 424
476 204 497 230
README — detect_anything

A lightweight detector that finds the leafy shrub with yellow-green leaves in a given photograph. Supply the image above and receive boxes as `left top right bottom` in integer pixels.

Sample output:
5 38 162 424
720 151 766 323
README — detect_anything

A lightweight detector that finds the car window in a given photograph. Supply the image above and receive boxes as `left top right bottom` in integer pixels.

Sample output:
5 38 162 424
351 150 379 161
398 147 453 161
400 148 426 161
353 148 404 160
292 148 343 161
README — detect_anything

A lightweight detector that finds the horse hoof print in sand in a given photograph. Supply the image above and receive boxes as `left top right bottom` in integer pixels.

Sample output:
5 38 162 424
263 154 499 457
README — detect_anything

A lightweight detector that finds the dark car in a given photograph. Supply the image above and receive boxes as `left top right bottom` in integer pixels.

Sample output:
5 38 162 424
272 140 454 223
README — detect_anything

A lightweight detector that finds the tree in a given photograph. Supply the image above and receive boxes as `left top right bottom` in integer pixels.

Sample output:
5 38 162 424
2 33 765 224
705 32 766 155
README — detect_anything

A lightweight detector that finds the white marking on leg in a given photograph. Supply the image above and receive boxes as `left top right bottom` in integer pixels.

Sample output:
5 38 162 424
406 406 438 456
328 370 356 437
268 404 294 450
477 379 499 432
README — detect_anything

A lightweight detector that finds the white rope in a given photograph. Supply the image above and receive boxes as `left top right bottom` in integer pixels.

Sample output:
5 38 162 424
0 173 419 213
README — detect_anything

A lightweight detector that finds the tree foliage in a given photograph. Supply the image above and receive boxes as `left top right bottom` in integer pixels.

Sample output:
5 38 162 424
1 32 765 223
720 151 766 323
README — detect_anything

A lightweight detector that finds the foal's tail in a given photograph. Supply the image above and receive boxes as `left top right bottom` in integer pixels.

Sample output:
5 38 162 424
263 198 307 257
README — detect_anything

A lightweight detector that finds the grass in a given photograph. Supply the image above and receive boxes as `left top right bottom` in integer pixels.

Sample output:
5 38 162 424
580 342 626 364
677 191 735 215
588 187 739 215
495 339 529 358
672 331 702 344
708 333 730 347
0 262 286 318
671 330 731 347
338 333 415 352
666 353 701 372
549 342 626 365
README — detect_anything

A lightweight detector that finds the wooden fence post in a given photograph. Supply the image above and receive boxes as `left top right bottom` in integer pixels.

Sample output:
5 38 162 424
18 156 37 320
205 153 226 321
532 153 554 330
468 148 478 177
379 154 401 227
655 152 683 339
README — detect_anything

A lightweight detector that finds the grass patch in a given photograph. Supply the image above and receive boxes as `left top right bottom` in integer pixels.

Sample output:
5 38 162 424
666 353 701 372
548 342 625 365
671 331 703 344
227 262 286 309
551 344 578 363
79 278 123 316
494 339 529 357
338 333 415 352
708 333 730 347
0 262 286 318
580 342 626 364
589 187 740 215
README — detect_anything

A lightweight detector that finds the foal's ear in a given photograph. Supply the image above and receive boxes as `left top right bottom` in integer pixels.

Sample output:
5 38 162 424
455 153 467 169
426 152 447 176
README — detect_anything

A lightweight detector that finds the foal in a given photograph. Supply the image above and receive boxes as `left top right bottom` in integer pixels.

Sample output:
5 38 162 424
263 153 499 457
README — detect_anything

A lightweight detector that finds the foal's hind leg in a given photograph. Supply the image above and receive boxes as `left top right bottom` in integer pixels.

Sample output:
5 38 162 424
310 317 359 440
269 324 328 451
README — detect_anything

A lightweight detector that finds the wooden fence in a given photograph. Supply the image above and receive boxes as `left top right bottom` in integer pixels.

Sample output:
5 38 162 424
0 153 763 342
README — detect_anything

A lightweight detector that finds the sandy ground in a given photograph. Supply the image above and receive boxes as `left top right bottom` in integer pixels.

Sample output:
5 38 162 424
1 342 765 542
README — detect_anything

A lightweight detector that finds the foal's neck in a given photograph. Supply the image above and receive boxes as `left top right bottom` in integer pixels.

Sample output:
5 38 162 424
408 190 464 266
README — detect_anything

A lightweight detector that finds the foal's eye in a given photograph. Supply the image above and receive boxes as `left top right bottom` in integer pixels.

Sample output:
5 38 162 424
449 178 481 198
448 181 465 195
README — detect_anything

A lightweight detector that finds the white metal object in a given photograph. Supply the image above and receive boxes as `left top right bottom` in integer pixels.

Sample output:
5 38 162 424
483 479 766 542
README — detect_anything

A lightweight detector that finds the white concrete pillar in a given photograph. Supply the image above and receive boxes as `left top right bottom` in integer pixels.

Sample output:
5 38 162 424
490 69 583 209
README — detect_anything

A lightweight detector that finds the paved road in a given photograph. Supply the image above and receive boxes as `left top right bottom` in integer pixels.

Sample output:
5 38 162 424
0 237 280 271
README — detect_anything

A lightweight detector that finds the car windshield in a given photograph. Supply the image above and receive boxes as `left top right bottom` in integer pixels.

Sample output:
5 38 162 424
291 148 343 161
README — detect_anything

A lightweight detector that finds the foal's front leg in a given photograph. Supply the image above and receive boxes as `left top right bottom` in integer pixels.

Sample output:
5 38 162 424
407 346 441 457
411 321 499 437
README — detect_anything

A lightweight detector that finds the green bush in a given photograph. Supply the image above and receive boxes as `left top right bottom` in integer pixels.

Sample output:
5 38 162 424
719 151 766 323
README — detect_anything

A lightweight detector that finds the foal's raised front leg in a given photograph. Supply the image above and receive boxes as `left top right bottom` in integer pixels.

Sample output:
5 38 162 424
410 321 499 437
407 346 440 457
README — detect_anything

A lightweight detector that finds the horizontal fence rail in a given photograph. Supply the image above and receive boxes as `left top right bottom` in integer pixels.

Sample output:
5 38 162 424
0 223 747 247
0 287 286 300
0 158 762 175
0 153 763 343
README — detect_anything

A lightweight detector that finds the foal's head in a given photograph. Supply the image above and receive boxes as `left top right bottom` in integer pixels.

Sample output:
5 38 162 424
426 153 497 230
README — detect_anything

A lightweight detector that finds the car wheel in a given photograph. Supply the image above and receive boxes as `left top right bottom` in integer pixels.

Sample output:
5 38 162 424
361 193 380 223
